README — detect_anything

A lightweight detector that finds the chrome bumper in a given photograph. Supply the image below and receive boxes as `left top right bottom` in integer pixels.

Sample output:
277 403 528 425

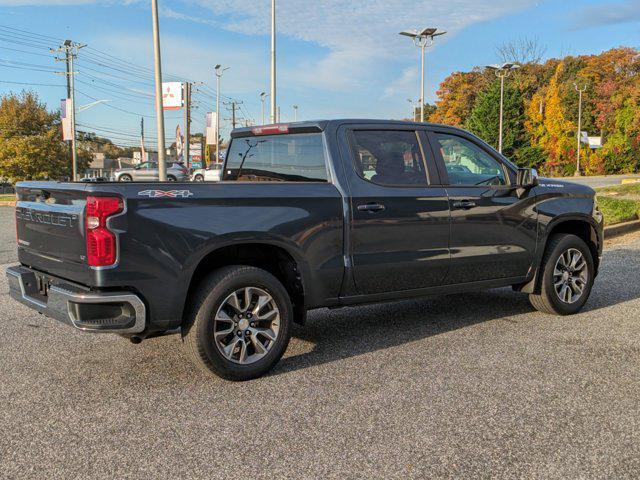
6 265 146 334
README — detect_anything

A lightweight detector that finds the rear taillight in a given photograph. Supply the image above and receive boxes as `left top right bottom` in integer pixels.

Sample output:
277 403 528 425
86 196 123 267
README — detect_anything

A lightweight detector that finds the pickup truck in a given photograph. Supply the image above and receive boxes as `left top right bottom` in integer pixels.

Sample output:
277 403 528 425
6 120 604 381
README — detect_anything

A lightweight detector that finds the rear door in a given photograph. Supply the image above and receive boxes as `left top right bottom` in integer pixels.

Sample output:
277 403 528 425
428 129 537 284
341 125 450 295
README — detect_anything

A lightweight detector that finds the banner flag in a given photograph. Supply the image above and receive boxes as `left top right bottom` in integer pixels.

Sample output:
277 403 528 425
60 99 73 141
205 112 217 145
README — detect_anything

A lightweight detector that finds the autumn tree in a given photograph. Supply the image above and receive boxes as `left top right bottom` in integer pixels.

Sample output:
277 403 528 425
429 70 489 126
0 91 74 181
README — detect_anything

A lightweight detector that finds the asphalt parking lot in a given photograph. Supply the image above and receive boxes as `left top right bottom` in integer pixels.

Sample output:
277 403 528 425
1 205 640 479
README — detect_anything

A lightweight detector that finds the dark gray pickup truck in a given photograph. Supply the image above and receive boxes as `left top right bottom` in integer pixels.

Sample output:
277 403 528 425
7 120 604 380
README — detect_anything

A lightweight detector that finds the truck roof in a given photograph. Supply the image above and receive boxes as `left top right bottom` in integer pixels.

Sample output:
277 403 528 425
230 119 455 138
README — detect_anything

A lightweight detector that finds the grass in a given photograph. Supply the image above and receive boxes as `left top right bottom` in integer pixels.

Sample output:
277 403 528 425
595 183 640 226
0 194 15 202
596 183 640 198
597 196 640 226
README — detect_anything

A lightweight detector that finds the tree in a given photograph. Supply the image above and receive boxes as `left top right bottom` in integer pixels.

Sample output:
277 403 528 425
429 70 489 126
538 63 576 174
465 80 525 159
0 91 76 181
412 103 436 121
496 37 547 65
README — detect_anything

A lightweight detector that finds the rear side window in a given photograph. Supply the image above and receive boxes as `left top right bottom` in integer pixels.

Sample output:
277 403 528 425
351 130 428 186
224 133 328 182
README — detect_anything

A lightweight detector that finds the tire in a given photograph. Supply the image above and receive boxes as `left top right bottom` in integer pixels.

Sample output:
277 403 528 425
529 233 595 315
183 265 293 381
167 175 177 182
119 174 132 182
194 174 204 182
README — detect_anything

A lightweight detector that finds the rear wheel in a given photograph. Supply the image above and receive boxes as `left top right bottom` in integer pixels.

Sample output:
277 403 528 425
194 174 204 182
167 175 177 182
119 174 132 182
183 265 293 381
529 234 595 315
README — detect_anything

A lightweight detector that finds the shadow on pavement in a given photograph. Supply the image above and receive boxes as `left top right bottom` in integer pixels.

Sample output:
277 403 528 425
274 244 640 376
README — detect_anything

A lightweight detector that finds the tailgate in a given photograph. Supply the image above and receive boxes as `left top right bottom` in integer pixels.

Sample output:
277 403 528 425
15 182 89 281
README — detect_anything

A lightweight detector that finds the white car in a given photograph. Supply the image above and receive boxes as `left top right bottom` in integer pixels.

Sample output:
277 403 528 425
191 163 223 182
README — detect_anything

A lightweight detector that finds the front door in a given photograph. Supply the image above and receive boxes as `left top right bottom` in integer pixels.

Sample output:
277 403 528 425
429 130 537 284
344 127 450 295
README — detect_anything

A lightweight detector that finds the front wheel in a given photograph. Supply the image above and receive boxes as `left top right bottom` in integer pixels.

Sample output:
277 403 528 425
118 174 132 182
194 174 204 182
183 266 293 381
529 233 595 315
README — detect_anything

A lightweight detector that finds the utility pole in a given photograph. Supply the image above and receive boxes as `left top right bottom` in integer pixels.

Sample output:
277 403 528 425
293 105 298 122
277 106 281 123
270 0 277 123
224 100 241 129
260 92 269 124
574 82 587 177
400 28 446 123
151 0 167 181
53 40 85 181
183 82 191 168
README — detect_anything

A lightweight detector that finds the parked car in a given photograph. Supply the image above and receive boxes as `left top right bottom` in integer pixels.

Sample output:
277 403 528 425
114 161 189 182
7 120 603 381
191 163 223 182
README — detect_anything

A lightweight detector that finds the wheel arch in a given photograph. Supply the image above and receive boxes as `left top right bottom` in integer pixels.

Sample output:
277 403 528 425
182 241 308 326
517 215 601 294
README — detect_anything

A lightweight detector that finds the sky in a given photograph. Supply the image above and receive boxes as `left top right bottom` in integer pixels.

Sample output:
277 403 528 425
0 0 639 149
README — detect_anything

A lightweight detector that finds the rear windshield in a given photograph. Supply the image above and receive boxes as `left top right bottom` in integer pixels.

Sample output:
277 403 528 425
223 133 328 182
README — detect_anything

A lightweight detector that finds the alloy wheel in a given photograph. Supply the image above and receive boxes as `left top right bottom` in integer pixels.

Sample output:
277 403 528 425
553 248 589 304
213 287 280 364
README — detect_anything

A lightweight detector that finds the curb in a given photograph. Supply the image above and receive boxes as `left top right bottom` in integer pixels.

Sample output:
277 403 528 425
604 219 640 238
0 201 16 207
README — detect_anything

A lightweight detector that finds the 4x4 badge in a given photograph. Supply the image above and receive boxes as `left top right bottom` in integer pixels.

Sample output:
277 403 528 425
138 189 194 198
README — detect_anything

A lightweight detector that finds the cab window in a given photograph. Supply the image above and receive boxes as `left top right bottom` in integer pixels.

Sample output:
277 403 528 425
351 130 428 186
435 133 507 186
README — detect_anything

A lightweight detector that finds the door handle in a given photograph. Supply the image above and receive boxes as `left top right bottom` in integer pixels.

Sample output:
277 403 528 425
357 203 386 213
452 200 477 209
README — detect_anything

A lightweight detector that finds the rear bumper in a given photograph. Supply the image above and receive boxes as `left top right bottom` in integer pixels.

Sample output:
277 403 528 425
6 265 146 334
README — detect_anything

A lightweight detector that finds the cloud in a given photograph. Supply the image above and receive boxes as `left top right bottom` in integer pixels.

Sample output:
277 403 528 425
383 66 419 99
184 0 538 95
573 0 640 29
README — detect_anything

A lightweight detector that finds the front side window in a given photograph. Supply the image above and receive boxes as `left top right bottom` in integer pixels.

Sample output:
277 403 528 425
435 133 507 186
224 133 328 182
351 130 427 186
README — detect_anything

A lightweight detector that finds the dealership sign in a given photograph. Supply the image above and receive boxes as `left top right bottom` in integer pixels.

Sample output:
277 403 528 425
162 82 183 110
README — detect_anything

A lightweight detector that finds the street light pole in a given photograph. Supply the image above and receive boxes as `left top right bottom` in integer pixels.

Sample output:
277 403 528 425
400 28 446 123
260 92 269 125
574 82 587 177
486 63 520 154
215 65 229 163
420 40 425 121
407 99 416 121
270 0 277 123
151 0 167 181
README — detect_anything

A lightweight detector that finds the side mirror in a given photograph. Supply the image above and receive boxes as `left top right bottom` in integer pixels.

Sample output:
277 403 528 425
517 168 539 188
